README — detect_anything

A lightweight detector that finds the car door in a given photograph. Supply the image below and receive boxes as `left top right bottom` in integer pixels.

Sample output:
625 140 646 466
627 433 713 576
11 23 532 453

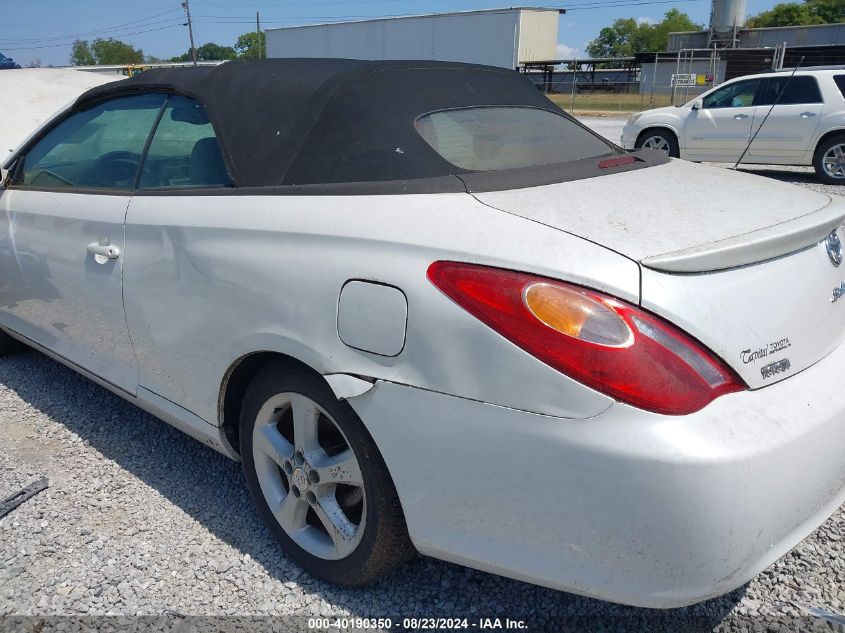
0 93 167 394
684 78 762 160
122 95 234 417
749 76 824 158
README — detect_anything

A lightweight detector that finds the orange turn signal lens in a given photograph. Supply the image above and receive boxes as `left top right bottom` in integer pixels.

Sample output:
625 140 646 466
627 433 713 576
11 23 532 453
523 283 632 347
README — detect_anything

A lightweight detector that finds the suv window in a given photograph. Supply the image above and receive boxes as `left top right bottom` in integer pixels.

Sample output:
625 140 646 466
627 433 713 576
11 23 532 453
414 106 613 172
834 75 845 99
702 79 761 109
757 76 823 105
17 94 166 190
138 95 231 189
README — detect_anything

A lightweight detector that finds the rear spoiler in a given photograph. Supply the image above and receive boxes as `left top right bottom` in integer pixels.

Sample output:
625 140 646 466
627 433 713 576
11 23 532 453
642 199 845 273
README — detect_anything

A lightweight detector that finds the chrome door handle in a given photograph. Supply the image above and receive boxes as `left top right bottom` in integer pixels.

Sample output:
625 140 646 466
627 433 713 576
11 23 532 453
87 242 120 259
734 113 749 119
800 111 817 118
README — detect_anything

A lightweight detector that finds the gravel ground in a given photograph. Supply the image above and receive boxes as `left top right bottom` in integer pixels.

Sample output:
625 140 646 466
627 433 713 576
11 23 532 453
1 119 844 631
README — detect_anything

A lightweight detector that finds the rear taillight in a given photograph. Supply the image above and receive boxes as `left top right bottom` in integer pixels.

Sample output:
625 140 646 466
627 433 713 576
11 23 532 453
427 261 745 415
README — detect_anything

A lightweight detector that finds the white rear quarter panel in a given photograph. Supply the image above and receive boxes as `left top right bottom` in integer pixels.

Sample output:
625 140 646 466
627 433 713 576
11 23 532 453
124 192 640 423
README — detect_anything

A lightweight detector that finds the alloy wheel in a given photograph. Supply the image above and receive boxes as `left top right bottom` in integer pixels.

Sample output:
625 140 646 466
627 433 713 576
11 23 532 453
642 135 671 154
822 144 845 180
251 392 366 560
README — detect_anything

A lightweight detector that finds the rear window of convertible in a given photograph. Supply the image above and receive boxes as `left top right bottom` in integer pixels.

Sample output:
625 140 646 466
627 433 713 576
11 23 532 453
414 106 614 172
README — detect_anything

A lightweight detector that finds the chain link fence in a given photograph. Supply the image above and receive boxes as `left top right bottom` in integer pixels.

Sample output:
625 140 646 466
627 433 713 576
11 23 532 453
523 43 812 115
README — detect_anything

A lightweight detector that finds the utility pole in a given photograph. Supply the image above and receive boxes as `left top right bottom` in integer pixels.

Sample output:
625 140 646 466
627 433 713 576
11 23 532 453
182 0 197 66
256 11 262 59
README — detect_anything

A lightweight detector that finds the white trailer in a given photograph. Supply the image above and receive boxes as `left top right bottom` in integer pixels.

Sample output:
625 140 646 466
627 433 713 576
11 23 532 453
265 8 563 70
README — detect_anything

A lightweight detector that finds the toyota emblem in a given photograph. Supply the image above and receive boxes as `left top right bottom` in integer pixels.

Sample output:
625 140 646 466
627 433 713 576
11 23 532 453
826 230 842 267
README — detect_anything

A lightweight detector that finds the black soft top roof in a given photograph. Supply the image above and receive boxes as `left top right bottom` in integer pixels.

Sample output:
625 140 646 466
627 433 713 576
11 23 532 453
75 59 583 188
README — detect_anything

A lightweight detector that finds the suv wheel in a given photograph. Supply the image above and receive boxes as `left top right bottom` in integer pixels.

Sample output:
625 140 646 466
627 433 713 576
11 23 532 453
635 129 679 158
814 135 845 185
239 361 415 585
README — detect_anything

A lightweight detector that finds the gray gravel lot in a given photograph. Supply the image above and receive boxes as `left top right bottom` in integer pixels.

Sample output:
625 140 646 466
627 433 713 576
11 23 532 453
1 118 844 631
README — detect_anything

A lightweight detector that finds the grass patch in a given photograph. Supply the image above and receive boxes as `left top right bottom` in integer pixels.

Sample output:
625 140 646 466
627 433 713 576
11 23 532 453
547 92 677 115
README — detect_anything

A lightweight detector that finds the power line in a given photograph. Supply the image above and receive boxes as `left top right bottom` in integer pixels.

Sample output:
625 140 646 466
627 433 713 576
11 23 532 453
0 3 179 28
192 14 395 20
195 0 410 7
0 10 183 45
566 0 704 10
191 0 704 25
0 24 183 51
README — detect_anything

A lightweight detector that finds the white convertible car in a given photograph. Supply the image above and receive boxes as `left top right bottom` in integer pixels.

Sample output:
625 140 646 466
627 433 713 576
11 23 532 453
1 60 843 608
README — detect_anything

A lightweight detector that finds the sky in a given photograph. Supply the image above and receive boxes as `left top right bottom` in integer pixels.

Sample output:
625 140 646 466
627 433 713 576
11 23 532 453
1 0 785 67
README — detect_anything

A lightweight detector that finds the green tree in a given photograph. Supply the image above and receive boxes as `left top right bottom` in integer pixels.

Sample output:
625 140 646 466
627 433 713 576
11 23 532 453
746 2 822 26
746 0 844 26
92 38 144 64
586 9 702 57
235 31 266 59
171 42 237 62
807 0 845 22
70 38 144 65
197 42 237 61
651 9 705 46
70 40 96 66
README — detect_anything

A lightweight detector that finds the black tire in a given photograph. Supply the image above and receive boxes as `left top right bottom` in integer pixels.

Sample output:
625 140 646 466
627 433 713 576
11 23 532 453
635 129 680 158
239 361 415 586
0 330 25 356
813 135 845 185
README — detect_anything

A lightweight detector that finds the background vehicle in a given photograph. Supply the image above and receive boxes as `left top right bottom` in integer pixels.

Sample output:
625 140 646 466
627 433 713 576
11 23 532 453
621 67 845 184
0 53 20 70
0 60 844 609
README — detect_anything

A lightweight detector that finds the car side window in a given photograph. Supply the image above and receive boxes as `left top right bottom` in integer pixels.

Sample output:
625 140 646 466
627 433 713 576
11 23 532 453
16 94 166 190
834 75 845 99
757 76 823 106
138 95 232 189
702 79 761 109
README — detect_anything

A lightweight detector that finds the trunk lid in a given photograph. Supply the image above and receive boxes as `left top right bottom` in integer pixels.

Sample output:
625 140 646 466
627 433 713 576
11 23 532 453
473 160 845 389
473 160 837 270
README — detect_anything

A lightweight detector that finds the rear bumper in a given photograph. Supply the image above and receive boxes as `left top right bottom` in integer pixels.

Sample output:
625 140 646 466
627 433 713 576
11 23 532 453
349 343 845 608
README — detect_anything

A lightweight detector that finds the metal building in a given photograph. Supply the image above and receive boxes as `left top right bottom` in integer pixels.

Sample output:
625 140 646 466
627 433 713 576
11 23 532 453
265 8 564 70
669 22 845 51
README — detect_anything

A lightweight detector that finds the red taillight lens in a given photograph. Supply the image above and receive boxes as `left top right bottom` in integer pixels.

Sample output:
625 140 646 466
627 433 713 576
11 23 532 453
427 261 745 415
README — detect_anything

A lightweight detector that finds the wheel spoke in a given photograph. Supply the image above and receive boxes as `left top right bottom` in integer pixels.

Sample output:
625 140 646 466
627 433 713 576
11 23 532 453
644 137 669 153
312 491 359 557
254 424 294 466
252 390 367 561
824 148 845 179
290 394 320 454
312 448 364 488
274 491 309 533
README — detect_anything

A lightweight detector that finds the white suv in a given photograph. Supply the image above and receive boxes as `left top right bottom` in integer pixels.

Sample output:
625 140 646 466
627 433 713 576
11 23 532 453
621 68 845 184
